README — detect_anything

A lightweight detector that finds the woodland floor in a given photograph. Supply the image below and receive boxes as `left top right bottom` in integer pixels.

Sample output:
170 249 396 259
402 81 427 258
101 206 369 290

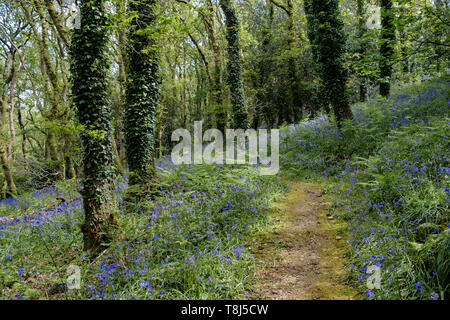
250 182 360 300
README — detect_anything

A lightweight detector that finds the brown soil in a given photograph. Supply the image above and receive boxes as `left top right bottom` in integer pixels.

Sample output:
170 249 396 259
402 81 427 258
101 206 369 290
250 182 359 300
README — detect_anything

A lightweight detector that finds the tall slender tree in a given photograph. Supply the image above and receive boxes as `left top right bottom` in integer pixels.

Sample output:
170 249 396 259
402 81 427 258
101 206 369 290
70 0 115 253
204 0 225 132
18 0 72 180
304 0 353 126
124 0 160 189
357 0 368 102
270 0 302 123
379 0 396 97
220 0 248 129
254 0 274 129
0 45 18 200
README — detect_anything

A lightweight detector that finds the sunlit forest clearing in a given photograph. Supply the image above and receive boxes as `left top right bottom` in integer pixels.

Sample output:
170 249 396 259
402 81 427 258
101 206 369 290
0 0 448 300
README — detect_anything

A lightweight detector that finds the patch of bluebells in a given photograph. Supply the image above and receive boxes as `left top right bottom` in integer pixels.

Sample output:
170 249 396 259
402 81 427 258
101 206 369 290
3 78 447 300
85 164 285 299
1 152 285 299
281 79 449 300
0 185 75 219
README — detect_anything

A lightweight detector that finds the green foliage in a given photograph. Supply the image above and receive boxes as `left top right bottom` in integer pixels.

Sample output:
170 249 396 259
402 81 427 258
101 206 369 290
395 0 449 80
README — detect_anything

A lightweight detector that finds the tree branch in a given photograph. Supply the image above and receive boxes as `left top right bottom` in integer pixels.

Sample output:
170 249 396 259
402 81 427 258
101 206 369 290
270 0 289 15
415 40 450 48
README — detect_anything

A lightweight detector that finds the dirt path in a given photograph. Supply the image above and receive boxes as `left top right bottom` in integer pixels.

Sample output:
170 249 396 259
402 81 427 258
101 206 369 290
250 182 359 300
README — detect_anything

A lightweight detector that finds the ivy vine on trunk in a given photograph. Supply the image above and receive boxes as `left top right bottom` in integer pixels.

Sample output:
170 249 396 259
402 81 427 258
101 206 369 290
304 0 353 126
379 0 396 97
70 0 116 254
357 0 368 102
220 0 248 129
124 0 160 189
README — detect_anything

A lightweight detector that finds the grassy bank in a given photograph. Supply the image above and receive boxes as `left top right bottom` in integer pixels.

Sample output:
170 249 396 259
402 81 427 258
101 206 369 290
280 76 449 299
1 77 448 300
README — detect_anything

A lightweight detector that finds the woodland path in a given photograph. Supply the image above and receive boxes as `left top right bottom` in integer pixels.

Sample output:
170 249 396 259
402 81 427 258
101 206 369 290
250 182 359 300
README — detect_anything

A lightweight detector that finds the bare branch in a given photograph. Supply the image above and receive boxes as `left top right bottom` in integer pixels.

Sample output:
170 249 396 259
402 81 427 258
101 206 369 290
270 0 289 15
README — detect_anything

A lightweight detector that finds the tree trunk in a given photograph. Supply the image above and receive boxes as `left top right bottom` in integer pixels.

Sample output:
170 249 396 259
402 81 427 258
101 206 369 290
304 0 353 126
63 134 76 180
286 0 302 123
112 136 124 176
0 147 17 199
261 0 274 128
0 50 17 199
115 0 127 172
42 0 70 49
70 0 116 254
205 0 225 131
379 0 396 97
357 0 368 102
220 0 248 129
124 0 160 188
7 60 19 160
17 102 28 169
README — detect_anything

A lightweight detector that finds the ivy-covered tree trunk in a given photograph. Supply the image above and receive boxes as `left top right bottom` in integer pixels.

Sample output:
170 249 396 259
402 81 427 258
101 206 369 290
357 0 368 102
304 0 353 126
254 0 274 129
124 0 160 188
113 0 127 176
379 0 396 97
220 0 248 129
205 0 225 132
271 0 302 124
70 0 115 253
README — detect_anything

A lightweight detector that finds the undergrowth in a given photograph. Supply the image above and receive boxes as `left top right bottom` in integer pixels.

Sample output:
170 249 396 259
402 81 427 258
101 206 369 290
1 76 448 300
0 163 285 299
280 76 449 300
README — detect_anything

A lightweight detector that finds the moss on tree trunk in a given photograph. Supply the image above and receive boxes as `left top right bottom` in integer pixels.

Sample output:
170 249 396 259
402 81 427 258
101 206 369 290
0 147 17 199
